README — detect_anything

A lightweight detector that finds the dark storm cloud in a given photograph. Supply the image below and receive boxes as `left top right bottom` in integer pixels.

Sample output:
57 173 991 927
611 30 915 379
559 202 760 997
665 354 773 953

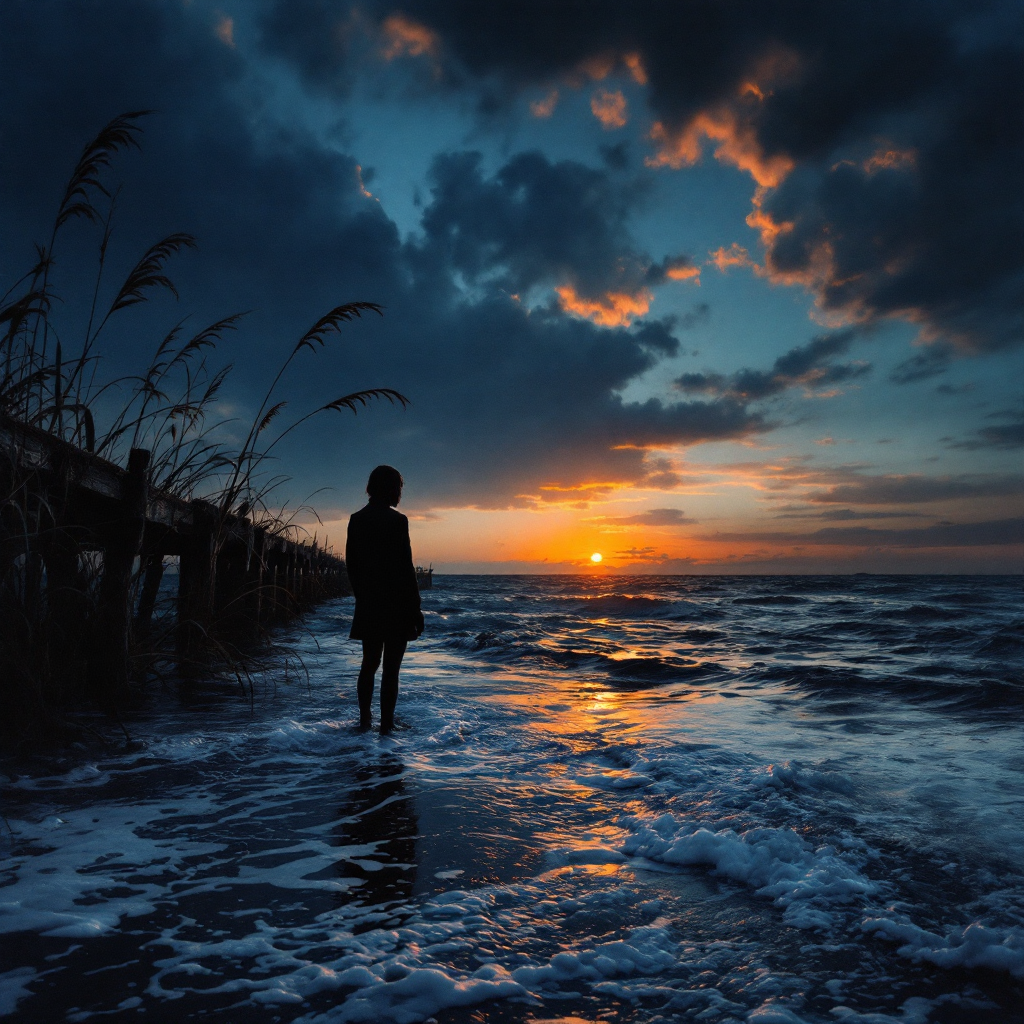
804 473 1024 506
378 147 762 504
260 0 361 93
614 547 666 561
676 330 869 400
703 518 1024 548
889 344 955 384
675 303 711 331
418 149 626 296
0 1 406 339
643 254 701 287
726 459 1023 511
947 410 1024 451
0 0 761 511
262 0 1023 352
773 508 926 521
416 149 685 302
599 142 630 171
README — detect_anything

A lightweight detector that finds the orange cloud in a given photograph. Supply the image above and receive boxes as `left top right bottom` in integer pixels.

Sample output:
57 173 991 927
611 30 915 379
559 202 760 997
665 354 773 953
214 14 234 47
647 109 794 188
556 285 652 327
623 51 648 85
665 261 701 283
591 89 628 129
381 14 438 60
743 47 801 97
744 190 861 321
708 243 754 272
831 146 917 176
530 89 559 118
863 147 916 173
355 164 374 199
645 48 799 187
745 187 794 247
537 480 624 496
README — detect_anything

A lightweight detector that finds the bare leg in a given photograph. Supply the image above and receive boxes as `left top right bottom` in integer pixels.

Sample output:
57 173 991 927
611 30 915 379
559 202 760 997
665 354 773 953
379 638 407 734
357 638 384 728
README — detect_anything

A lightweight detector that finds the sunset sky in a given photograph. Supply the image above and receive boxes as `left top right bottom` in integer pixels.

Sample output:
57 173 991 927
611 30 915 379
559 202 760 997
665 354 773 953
1 1 1021 572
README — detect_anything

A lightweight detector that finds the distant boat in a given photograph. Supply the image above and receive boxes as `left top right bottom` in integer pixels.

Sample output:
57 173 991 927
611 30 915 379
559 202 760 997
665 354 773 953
416 565 433 590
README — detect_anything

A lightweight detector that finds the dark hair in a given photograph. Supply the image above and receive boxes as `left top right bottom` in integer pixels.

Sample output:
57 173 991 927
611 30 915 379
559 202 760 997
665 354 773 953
366 464 404 505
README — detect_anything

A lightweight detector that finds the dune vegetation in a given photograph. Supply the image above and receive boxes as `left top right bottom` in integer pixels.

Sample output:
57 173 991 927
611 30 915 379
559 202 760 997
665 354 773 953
0 112 406 749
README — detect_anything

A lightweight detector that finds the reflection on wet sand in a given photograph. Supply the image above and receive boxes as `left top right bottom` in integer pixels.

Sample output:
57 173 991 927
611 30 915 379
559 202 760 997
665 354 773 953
334 756 418 924
3 575 1023 1022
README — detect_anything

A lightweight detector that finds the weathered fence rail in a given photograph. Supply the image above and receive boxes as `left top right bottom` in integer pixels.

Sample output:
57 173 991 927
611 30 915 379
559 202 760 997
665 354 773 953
1 413 350 695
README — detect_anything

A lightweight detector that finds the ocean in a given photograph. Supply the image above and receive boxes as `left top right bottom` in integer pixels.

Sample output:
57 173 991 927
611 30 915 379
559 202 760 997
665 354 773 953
2 574 1023 1022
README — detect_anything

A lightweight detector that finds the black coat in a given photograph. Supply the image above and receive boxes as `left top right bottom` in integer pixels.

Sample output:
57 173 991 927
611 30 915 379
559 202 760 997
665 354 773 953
345 500 422 641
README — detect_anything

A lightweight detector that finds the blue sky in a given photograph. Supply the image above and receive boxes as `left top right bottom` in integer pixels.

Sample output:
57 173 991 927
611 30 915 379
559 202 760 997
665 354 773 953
0 0 1020 571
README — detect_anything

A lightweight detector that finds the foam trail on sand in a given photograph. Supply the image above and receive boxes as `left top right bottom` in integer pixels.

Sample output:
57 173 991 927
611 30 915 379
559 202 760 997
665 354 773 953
2 574 1022 1021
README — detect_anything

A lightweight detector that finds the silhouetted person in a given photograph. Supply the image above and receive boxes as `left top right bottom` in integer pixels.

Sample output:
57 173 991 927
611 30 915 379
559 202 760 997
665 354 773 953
346 465 423 734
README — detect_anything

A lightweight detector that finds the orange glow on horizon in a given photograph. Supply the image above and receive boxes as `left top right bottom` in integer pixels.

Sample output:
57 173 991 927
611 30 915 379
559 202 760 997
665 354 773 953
311 470 1008 571
555 284 652 327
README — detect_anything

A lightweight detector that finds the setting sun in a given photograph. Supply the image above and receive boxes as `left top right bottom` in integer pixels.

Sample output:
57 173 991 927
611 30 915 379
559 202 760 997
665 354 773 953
590 552 603 563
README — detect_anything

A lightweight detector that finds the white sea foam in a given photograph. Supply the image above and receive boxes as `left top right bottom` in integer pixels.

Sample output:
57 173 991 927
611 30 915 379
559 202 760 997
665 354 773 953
620 813 877 929
266 718 350 754
136 881 684 1021
828 997 952 1022
3 575 1023 1021
0 801 225 938
0 966 38 1015
860 915 1024 977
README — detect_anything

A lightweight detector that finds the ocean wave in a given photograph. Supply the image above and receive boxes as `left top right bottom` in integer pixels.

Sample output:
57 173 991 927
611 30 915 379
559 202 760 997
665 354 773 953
6 574 1021 1021
861 915 1024 978
975 620 1024 657
678 627 725 641
571 594 675 618
891 604 964 621
605 657 712 688
620 812 877 931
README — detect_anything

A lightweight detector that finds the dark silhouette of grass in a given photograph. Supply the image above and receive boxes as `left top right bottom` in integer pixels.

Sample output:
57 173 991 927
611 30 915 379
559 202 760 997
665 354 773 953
0 112 408 749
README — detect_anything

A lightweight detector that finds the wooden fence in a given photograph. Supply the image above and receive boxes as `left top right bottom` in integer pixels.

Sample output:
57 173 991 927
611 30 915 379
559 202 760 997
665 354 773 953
1 413 350 695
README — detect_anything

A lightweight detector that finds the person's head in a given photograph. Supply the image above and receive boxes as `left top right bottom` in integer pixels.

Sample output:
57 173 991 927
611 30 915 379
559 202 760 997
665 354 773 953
366 464 403 507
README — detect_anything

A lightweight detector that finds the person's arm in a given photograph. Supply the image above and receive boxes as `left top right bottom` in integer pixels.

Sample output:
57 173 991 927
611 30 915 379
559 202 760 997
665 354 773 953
345 516 365 598
399 515 423 635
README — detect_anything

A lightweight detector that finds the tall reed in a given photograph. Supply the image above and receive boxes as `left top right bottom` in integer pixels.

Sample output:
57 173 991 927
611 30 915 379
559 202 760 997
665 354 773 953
0 112 408 747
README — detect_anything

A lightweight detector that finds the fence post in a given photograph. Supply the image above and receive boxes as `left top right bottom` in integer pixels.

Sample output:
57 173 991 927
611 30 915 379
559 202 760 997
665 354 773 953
241 524 266 637
89 447 149 699
40 448 90 689
135 550 165 636
178 499 217 662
